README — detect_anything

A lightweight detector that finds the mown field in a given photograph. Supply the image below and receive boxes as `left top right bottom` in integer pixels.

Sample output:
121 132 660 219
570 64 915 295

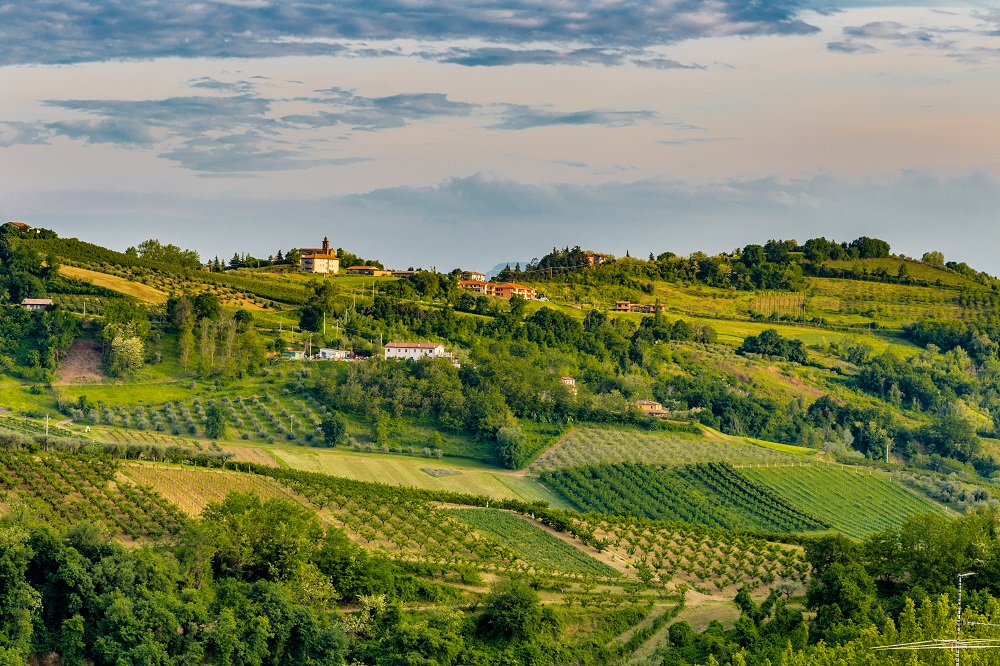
743 464 948 539
269 445 572 508
58 265 169 303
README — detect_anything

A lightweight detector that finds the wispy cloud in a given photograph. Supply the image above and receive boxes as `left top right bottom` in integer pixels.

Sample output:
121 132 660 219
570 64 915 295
826 41 879 54
491 105 661 130
0 0 818 67
284 89 477 131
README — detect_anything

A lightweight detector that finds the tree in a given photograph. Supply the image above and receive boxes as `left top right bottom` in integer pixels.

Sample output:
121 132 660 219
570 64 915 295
477 579 543 642
320 413 347 446
193 292 222 320
107 333 144 377
205 405 226 439
922 251 945 266
203 493 323 582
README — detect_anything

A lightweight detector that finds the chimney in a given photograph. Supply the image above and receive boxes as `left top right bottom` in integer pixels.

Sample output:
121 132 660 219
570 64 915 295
322 236 329 252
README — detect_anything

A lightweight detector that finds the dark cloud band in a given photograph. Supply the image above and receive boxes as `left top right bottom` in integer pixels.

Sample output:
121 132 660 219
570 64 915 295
0 0 817 67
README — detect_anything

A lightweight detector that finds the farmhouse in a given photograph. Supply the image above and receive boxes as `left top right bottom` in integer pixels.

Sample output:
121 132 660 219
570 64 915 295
636 399 669 417
317 348 351 360
560 376 578 395
461 270 486 282
8 221 31 231
299 237 340 274
283 350 306 360
346 265 392 277
458 281 537 300
384 342 446 360
614 300 665 314
21 298 53 312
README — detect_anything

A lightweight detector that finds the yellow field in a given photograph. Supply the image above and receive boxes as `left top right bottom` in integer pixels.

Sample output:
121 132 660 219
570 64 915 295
256 444 573 508
59 265 168 304
121 463 308 516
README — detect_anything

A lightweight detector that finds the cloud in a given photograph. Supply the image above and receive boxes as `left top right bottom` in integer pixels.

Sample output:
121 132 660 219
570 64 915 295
826 41 879 53
435 47 629 68
188 77 259 94
658 137 739 145
491 105 661 130
0 0 819 67
284 89 477 131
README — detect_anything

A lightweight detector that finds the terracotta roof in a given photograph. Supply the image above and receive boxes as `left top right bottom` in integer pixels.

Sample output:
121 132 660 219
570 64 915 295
494 282 533 290
459 279 488 285
385 342 444 349
347 265 381 270
8 221 30 229
21 298 53 305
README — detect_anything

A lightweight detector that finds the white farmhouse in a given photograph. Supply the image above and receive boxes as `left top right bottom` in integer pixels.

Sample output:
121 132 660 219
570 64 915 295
318 348 351 360
384 342 447 361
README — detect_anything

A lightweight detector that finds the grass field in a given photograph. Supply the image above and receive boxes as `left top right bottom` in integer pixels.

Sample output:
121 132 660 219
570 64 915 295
59 265 168 303
449 508 618 577
262 444 573 508
743 463 947 539
531 427 808 472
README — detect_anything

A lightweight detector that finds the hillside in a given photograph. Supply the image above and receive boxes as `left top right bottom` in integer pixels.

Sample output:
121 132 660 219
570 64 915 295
4 223 1000 664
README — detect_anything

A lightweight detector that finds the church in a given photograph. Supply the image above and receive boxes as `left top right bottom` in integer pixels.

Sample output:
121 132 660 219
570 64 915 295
299 236 340 274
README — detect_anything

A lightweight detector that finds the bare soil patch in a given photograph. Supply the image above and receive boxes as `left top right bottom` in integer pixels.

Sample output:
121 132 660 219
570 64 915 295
56 339 105 384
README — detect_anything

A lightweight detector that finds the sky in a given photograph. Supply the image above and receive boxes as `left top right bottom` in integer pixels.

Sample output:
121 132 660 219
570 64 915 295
1 0 999 273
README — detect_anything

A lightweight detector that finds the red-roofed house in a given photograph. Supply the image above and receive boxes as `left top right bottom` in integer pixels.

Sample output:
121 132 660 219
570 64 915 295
21 298 53 312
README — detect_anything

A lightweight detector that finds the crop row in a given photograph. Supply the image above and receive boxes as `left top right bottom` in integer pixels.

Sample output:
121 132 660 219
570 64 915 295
0 451 185 540
531 427 796 472
541 462 826 532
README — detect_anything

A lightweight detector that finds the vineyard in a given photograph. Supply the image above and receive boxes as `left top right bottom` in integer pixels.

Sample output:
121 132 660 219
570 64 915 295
743 464 948 539
0 450 185 540
541 462 827 532
448 508 619 577
531 427 801 472
122 464 307 515
574 513 809 593
0 415 77 438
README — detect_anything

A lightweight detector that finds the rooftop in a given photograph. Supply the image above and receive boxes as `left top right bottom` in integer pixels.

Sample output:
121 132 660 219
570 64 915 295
21 298 53 305
385 342 444 349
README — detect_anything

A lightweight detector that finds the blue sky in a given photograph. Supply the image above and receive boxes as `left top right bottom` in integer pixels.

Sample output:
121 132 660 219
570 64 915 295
1 0 999 271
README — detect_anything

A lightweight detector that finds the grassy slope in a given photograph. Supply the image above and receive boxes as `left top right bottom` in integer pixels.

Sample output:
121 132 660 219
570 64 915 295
263 444 572 508
59 265 168 303
744 464 947 539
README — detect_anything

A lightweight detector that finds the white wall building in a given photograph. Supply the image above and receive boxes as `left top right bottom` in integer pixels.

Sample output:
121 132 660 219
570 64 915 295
318 348 350 360
384 342 447 361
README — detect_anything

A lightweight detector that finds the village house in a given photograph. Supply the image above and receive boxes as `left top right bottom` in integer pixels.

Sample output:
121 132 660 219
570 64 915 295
8 221 31 231
391 270 418 278
346 265 393 277
384 342 447 360
614 300 665 314
283 350 306 360
560 376 578 396
317 348 351 360
635 399 670 418
461 270 486 282
21 298 53 312
458 281 537 300
584 252 609 267
299 237 340 274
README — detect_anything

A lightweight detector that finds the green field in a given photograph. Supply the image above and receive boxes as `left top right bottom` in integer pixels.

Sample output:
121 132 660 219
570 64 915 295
265 444 573 508
531 427 809 472
744 464 948 539
449 508 618 577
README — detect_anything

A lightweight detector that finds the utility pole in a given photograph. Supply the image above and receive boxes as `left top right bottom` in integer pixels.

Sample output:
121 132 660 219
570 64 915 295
323 311 326 336
45 414 49 437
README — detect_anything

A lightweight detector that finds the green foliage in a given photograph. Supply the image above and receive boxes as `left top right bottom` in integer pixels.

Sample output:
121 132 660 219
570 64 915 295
203 492 323 582
204 404 226 439
320 412 348 446
127 238 201 269
477 579 545 642
738 328 807 364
